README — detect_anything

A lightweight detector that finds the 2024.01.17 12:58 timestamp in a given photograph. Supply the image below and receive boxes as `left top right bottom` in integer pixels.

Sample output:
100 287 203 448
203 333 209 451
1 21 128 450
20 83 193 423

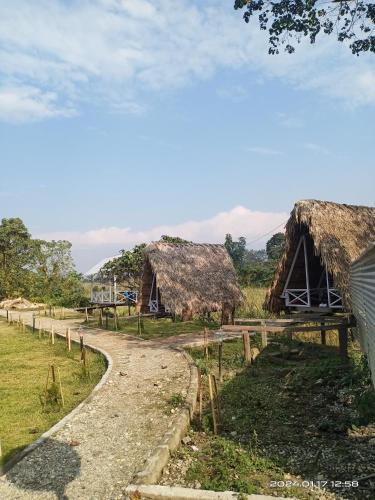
270 480 359 489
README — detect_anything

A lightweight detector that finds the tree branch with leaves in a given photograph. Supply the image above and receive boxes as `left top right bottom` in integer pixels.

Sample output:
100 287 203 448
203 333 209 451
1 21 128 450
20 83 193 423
235 0 375 54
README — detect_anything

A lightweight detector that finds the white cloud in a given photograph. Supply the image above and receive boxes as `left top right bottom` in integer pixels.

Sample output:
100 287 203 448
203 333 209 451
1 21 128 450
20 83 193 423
0 0 374 122
0 85 75 122
246 146 283 156
37 206 288 250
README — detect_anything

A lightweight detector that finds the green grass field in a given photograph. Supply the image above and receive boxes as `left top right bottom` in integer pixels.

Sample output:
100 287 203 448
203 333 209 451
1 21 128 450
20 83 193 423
168 334 375 498
0 319 106 467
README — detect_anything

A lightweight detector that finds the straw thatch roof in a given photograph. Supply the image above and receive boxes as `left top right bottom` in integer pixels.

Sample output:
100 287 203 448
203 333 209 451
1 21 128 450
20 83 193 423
140 242 243 316
266 199 375 312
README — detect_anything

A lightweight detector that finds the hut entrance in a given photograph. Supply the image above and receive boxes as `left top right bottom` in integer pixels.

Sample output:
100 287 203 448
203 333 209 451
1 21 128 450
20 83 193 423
281 235 343 310
148 272 159 312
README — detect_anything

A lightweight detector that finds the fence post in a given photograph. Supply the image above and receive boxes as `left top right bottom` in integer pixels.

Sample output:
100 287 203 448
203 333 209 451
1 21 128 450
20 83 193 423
320 322 326 345
338 325 348 363
242 332 251 362
218 342 223 382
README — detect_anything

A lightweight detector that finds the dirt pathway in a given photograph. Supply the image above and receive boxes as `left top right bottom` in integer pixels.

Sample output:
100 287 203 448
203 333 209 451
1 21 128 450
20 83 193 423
0 310 193 500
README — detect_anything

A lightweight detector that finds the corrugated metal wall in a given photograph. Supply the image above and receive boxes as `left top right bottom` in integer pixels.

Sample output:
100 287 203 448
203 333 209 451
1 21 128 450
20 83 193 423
350 242 375 386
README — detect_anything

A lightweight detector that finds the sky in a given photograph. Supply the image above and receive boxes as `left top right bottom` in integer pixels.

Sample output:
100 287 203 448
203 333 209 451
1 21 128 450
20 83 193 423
0 0 374 272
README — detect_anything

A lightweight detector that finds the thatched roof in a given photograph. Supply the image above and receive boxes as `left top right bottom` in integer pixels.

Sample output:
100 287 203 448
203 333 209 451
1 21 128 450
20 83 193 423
142 242 243 315
266 199 375 312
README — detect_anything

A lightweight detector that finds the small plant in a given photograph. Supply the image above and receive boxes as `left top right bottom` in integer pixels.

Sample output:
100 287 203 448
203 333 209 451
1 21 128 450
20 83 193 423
167 392 185 409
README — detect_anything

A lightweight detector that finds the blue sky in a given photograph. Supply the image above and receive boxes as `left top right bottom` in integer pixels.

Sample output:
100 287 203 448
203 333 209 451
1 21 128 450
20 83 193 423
0 1 374 271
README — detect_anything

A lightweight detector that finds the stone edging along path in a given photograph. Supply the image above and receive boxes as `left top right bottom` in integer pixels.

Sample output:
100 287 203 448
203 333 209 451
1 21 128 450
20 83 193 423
0 310 198 500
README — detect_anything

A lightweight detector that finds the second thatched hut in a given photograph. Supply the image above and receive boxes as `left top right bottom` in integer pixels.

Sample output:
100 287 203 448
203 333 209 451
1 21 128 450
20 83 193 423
266 199 375 314
138 242 243 322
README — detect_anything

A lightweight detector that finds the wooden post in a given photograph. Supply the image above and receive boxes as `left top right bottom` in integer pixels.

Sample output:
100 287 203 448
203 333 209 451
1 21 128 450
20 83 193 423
105 312 109 329
212 374 221 421
204 328 209 360
38 319 42 339
242 332 251 362
51 364 56 383
99 307 103 327
57 367 65 407
51 326 55 345
6 309 8 322
32 314 35 333
261 329 268 349
85 307 89 323
208 374 218 434
22 319 25 333
137 312 140 335
49 305 52 317
66 328 71 351
338 325 348 363
218 342 223 382
197 368 203 424
114 306 118 330
320 322 326 345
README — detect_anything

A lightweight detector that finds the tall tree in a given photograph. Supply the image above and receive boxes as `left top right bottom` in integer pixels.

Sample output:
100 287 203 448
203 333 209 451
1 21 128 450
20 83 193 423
99 244 147 290
224 234 247 272
0 218 34 298
266 232 285 261
235 0 375 55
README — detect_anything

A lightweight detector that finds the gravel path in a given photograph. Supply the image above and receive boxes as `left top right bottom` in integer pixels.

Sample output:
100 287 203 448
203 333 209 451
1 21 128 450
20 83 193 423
0 311 193 500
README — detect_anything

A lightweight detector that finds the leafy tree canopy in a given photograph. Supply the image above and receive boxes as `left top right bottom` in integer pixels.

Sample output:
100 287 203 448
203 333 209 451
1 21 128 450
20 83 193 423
266 232 285 261
225 232 285 287
0 218 86 307
234 0 375 55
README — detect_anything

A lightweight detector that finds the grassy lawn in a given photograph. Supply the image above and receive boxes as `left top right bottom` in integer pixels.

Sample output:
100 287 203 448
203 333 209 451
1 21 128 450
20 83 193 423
0 319 106 467
160 333 375 498
87 314 220 340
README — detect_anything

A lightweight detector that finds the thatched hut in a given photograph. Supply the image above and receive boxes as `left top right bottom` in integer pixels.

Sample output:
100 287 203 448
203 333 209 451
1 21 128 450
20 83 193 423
138 242 243 322
266 199 375 313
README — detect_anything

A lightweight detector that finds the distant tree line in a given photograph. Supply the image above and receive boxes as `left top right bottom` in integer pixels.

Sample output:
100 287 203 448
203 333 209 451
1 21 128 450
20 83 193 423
224 232 285 287
0 218 87 307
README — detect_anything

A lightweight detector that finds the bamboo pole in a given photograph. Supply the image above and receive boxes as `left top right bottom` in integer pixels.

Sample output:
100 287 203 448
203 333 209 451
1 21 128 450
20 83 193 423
208 374 218 434
212 374 221 421
261 326 268 348
339 325 348 363
114 306 118 330
320 322 326 345
66 328 71 351
204 328 209 360
197 368 203 424
242 332 251 362
57 367 65 407
218 342 223 382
